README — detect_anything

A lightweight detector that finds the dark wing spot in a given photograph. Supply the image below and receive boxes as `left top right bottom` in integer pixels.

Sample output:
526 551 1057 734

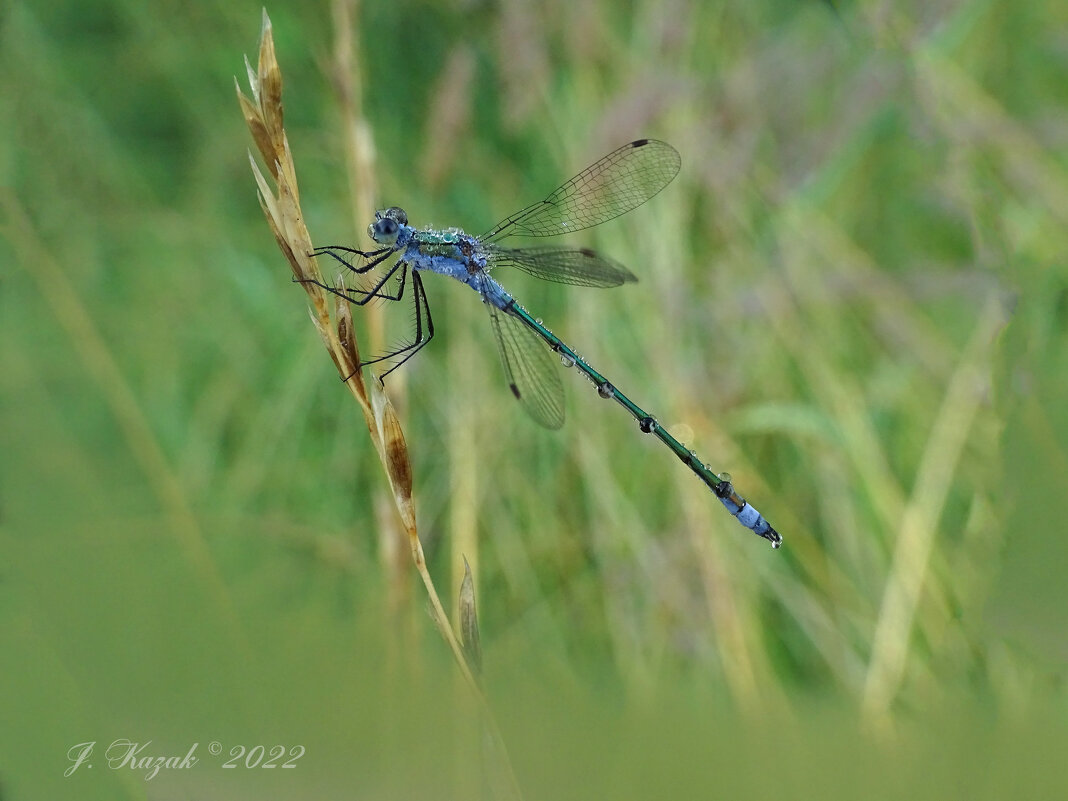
579 247 596 257
632 138 650 147
510 383 522 399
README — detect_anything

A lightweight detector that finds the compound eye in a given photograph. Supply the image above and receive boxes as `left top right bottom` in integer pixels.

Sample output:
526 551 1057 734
372 216 400 245
387 207 408 226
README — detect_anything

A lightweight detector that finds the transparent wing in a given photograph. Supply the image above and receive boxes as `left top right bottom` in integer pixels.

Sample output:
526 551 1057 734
488 305 565 429
479 139 681 242
484 245 637 287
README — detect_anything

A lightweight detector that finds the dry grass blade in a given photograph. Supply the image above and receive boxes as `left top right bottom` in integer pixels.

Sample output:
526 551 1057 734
237 14 522 797
460 556 483 678
370 377 415 531
236 10 372 427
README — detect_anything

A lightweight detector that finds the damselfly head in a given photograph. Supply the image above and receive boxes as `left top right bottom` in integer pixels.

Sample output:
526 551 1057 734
369 207 408 245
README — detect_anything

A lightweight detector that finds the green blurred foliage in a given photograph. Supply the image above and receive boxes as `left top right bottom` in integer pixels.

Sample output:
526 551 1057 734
2 0 1067 797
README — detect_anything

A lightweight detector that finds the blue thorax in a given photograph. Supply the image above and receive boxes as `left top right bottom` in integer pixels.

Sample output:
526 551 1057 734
386 223 512 310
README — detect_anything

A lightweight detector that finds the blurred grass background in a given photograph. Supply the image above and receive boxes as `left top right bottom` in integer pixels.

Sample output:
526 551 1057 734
3 0 1068 797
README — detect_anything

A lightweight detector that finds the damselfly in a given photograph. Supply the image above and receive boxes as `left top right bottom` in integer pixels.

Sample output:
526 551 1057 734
309 139 781 547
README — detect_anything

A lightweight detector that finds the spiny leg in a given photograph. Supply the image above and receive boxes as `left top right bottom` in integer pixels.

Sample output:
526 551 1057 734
371 271 435 378
302 244 433 378
299 264 433 380
310 245 393 276
297 258 409 305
